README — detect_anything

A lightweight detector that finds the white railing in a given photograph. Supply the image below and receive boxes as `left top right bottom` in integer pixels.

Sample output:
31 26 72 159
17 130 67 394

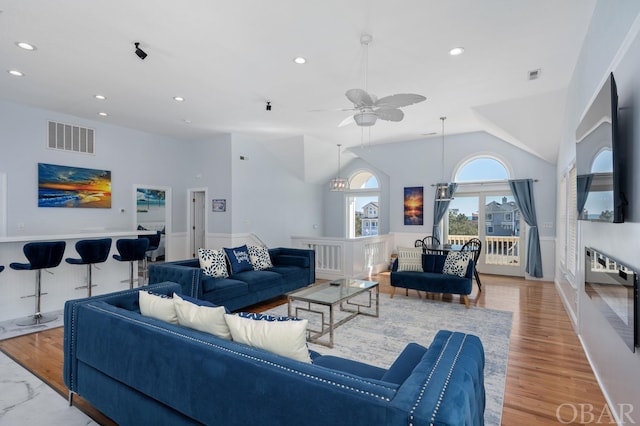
291 235 393 280
447 235 520 266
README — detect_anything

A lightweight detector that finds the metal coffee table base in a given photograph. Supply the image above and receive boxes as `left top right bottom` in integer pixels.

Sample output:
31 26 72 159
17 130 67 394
288 284 379 348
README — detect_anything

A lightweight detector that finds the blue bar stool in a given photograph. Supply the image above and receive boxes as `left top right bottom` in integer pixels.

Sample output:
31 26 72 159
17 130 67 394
10 241 66 326
65 238 112 297
113 238 149 289
138 231 161 284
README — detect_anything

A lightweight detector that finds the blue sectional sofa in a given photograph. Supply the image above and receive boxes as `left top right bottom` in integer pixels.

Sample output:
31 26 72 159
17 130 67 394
64 283 486 426
391 253 475 307
148 247 315 311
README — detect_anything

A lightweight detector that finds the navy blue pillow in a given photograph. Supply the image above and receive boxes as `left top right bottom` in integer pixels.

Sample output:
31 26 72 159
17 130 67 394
237 312 300 321
224 245 254 274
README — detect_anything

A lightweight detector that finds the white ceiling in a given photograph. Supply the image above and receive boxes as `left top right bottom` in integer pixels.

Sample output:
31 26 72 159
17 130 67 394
0 0 596 165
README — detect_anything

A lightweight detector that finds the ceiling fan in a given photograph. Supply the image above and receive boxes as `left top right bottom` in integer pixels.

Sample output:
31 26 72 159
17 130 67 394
337 34 427 127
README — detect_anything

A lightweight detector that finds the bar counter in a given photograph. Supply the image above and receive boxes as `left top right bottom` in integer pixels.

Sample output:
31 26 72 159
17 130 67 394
0 230 155 322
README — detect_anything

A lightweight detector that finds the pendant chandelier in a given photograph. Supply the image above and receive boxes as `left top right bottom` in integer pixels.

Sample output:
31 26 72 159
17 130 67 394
329 144 348 191
436 116 453 201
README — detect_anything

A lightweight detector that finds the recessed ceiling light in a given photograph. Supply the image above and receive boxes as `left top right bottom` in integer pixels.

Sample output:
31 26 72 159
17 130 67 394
97 112 108 117
449 47 465 56
16 42 36 51
173 96 185 102
94 94 106 100
183 119 192 124
293 57 307 64
8 69 25 77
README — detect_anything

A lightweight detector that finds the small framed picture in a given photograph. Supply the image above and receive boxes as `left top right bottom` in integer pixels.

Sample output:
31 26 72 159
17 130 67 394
212 199 226 212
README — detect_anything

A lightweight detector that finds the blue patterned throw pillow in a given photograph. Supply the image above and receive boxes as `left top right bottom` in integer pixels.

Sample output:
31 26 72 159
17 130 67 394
198 248 229 278
223 245 254 274
247 245 273 271
442 251 471 277
237 312 300 321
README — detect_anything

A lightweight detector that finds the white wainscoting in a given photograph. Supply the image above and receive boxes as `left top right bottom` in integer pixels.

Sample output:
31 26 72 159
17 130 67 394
291 235 393 280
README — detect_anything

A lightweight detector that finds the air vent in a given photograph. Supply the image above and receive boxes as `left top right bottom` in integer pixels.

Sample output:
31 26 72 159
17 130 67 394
47 121 95 154
528 69 541 81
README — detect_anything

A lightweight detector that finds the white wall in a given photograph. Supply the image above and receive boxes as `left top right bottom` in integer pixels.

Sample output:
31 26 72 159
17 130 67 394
0 101 324 258
0 100 189 236
229 134 323 247
342 131 557 279
556 1 640 423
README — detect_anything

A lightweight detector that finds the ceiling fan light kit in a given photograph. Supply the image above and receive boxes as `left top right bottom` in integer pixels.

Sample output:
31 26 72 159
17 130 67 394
354 111 377 126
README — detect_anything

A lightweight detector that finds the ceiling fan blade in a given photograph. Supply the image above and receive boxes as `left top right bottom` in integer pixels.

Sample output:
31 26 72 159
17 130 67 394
338 115 355 127
345 88 374 108
309 107 356 112
375 93 426 109
375 108 404 122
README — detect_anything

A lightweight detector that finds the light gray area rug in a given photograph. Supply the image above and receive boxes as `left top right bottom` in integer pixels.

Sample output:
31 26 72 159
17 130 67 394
267 293 513 426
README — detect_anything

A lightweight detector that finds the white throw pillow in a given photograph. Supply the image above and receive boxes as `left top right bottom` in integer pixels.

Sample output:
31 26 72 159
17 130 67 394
173 293 231 340
224 314 311 363
443 251 471 277
396 247 423 272
139 291 178 324
198 248 229 278
247 245 273 271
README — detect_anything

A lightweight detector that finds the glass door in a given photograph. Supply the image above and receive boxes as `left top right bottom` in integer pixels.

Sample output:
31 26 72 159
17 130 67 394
445 192 524 277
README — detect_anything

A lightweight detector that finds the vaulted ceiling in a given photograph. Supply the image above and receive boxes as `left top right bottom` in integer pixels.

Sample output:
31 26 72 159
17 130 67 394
0 0 595 165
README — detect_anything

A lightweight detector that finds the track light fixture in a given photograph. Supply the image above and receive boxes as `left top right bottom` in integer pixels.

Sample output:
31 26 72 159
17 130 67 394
266 101 272 111
134 42 147 60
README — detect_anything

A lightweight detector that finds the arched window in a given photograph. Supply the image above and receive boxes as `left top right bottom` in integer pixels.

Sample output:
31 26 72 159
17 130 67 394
455 157 509 182
591 149 612 173
350 171 379 189
446 155 524 276
347 170 379 238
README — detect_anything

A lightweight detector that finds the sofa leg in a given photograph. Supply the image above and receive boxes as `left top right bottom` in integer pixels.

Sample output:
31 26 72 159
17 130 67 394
390 287 396 299
462 295 470 308
416 290 422 299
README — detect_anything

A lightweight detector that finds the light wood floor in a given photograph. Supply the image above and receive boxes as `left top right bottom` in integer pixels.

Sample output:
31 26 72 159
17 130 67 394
0 273 609 425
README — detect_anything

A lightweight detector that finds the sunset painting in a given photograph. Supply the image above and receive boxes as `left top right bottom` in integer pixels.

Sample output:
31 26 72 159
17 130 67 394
404 186 423 225
38 163 111 208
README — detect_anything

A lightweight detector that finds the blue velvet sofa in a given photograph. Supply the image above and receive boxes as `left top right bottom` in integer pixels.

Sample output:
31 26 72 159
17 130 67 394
391 253 475 307
64 282 486 426
148 247 315 311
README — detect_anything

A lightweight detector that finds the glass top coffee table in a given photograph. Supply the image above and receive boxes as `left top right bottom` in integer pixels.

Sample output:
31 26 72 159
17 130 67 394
287 278 379 348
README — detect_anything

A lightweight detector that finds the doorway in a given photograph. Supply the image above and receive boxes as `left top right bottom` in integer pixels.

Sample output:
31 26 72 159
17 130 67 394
188 188 207 258
445 192 524 277
133 185 171 261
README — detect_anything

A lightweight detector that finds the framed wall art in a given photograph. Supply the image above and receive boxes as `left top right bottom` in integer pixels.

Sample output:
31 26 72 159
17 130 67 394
212 199 226 212
403 186 423 225
38 163 111 208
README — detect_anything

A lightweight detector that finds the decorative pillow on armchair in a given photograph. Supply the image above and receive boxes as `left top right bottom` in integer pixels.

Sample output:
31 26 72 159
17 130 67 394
248 245 273 270
443 251 471 277
198 248 229 278
224 245 254 274
396 247 423 272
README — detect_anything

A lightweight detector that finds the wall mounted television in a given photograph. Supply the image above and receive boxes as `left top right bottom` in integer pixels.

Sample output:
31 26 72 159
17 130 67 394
575 72 626 223
584 247 638 352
